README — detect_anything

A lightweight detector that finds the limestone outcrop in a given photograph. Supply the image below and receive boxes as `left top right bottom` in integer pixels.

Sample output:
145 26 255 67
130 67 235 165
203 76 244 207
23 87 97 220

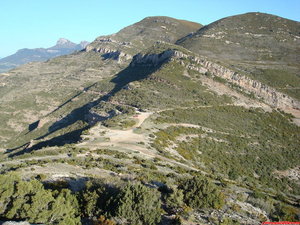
85 38 132 62
86 46 132 62
188 56 300 110
130 49 300 111
130 50 174 67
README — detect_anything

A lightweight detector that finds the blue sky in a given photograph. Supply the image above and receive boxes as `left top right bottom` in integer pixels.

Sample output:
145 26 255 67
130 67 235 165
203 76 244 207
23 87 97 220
0 0 299 57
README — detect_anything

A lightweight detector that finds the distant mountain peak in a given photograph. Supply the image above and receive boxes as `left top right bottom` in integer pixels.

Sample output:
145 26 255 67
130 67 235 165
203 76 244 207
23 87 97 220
0 38 89 72
80 41 90 48
56 38 72 46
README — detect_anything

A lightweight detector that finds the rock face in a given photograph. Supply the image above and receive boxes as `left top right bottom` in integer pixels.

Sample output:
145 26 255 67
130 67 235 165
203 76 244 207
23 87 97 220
200 60 300 109
85 37 133 62
55 38 77 48
85 37 131 51
186 55 300 110
86 44 132 62
131 48 300 111
130 50 174 66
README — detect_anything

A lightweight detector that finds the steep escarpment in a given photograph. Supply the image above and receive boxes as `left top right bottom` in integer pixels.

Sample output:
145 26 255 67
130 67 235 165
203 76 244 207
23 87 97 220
188 57 300 110
85 37 132 62
131 46 300 113
130 49 175 67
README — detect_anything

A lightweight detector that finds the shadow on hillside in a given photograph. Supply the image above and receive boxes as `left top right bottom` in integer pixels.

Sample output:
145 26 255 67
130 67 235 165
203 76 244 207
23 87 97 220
7 60 165 157
48 83 98 115
25 83 98 135
43 176 89 192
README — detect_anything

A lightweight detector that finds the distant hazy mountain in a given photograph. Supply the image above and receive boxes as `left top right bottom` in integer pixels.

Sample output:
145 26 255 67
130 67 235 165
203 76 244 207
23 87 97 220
0 38 89 72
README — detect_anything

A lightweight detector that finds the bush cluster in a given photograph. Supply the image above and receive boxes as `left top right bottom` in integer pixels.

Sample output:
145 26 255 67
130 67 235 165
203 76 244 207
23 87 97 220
178 176 225 209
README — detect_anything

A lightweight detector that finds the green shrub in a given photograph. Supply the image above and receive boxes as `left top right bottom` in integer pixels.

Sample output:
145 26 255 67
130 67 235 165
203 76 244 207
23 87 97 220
79 180 117 219
213 76 227 84
179 176 224 209
0 173 80 224
273 203 300 222
172 215 183 225
110 182 161 225
219 217 240 225
228 169 239 180
164 187 185 211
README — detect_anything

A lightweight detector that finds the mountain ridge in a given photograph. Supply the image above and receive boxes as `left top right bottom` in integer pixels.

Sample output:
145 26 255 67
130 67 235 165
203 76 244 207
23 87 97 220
0 38 89 72
177 12 300 61
85 16 202 62
177 12 300 101
0 13 299 225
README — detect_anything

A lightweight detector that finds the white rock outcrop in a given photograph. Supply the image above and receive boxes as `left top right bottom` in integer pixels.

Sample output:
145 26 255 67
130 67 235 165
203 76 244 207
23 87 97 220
130 49 300 111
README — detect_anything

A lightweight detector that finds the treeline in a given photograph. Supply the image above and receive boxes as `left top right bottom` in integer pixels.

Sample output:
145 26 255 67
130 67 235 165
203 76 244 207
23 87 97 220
0 173 224 225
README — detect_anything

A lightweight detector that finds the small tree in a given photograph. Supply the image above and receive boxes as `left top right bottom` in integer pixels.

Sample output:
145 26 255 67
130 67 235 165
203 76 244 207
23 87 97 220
164 187 185 212
110 183 161 225
79 180 115 218
228 169 239 180
0 174 80 224
179 176 224 209
81 190 99 217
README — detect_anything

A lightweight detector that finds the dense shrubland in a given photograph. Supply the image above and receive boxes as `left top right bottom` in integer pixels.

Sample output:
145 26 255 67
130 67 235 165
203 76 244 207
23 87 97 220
153 106 300 195
1 173 298 224
0 174 226 224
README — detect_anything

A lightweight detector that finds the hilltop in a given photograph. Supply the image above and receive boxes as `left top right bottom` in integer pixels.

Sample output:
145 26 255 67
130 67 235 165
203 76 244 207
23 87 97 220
86 16 201 60
178 12 300 62
177 12 300 100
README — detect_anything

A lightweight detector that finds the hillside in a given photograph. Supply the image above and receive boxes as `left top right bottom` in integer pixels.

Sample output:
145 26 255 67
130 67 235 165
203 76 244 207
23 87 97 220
86 16 202 59
0 38 89 73
0 17 201 149
0 14 299 225
177 12 300 100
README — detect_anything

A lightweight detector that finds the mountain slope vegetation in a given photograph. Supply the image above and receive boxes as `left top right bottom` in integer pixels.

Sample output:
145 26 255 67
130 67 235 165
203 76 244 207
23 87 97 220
177 12 300 100
0 13 299 225
0 17 201 149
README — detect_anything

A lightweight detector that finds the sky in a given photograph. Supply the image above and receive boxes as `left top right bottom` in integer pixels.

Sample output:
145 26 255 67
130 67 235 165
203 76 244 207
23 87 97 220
0 0 299 57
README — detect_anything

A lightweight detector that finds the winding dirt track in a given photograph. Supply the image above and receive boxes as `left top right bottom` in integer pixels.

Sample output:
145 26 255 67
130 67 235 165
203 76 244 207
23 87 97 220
77 112 198 171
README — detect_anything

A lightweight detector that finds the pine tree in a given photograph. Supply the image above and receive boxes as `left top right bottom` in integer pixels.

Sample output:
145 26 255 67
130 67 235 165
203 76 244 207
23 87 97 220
0 174 80 224
111 183 161 225
0 173 19 215
179 176 225 209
